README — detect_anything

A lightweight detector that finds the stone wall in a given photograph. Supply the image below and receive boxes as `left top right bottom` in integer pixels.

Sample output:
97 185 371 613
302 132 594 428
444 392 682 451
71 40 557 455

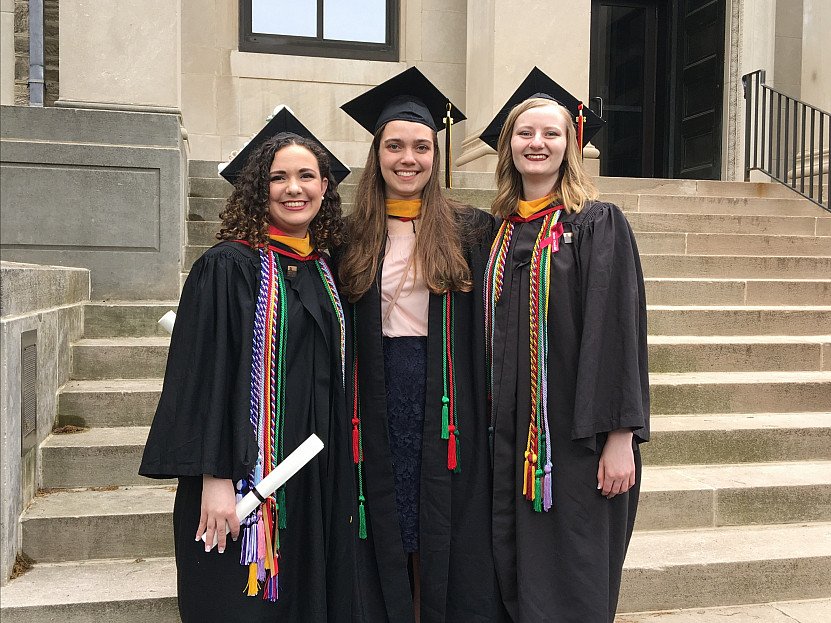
0 261 89 585
13 0 59 106
0 105 186 300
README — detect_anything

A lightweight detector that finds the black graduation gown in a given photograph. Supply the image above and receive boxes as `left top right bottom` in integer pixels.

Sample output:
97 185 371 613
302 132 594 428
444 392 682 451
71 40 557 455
139 241 352 623
340 206 509 623
490 202 650 623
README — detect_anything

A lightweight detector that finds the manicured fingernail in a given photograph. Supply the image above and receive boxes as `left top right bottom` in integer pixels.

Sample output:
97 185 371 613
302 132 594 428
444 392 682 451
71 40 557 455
597 484 602 489
218 547 224 554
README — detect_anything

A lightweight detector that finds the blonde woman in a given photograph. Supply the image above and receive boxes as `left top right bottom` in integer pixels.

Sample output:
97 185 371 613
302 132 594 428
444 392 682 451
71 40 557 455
481 68 650 623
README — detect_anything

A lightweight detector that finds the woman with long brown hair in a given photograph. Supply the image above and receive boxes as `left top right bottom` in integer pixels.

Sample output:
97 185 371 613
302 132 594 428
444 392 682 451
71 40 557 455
481 68 650 622
140 111 353 622
338 68 506 622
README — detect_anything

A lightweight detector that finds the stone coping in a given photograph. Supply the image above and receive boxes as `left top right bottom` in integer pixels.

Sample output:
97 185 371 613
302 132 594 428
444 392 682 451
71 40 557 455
0 261 90 318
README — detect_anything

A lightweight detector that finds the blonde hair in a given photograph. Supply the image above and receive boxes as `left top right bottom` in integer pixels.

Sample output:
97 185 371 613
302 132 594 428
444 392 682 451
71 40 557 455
338 123 472 302
491 98 598 218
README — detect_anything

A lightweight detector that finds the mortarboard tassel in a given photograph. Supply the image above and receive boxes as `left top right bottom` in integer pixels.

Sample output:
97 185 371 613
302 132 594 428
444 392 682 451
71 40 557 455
444 103 453 188
577 103 584 159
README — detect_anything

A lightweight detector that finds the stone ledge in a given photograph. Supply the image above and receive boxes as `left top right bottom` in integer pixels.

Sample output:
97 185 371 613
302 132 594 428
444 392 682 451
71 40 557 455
0 261 89 318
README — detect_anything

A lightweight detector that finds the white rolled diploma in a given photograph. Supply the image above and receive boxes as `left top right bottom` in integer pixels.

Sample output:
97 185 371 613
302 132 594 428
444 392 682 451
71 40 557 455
203 433 325 549
158 310 177 334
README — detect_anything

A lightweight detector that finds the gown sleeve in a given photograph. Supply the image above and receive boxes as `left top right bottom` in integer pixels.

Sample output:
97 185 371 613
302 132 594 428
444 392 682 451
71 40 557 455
139 243 259 481
571 202 650 449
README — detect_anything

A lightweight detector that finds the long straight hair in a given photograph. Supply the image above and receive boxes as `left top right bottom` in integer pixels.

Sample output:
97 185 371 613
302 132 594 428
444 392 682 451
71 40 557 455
491 98 598 218
338 123 472 302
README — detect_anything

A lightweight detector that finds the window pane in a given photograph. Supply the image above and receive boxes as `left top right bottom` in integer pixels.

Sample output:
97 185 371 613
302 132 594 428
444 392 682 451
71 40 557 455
252 0 317 38
323 0 386 43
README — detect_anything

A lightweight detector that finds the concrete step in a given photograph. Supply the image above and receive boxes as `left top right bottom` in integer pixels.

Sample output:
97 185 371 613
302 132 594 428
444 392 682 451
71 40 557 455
644 278 831 306
0 557 178 623
58 379 162 428
615 599 831 623
596 177 802 199
618 523 831 612
71 338 170 380
640 254 831 279
647 335 830 373
619 523 831 612
188 159 224 178
635 232 831 256
627 212 825 236
612 193 826 217
21 486 175 563
642 413 831 465
636 461 831 531
187 220 220 246
649 371 831 415
647 305 831 336
188 175 233 199
41 426 172 488
187 196 225 221
83 301 178 338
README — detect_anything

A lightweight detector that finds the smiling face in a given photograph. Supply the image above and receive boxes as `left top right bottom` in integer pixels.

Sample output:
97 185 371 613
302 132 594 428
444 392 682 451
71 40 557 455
267 144 328 238
510 104 570 198
377 120 434 201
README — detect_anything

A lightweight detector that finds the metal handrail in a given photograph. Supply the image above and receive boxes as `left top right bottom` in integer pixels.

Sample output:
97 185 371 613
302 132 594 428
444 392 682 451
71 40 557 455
743 69 830 213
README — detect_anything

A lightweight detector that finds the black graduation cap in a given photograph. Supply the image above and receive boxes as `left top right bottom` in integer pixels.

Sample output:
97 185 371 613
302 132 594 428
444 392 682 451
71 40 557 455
479 67 605 151
340 66 466 134
219 105 351 186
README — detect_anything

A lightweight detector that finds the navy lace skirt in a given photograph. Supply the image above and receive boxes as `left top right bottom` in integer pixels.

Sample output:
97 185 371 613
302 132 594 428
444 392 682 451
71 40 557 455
383 336 427 553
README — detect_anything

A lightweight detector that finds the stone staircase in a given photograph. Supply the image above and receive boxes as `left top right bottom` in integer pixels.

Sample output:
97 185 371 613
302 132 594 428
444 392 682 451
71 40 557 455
1 161 829 621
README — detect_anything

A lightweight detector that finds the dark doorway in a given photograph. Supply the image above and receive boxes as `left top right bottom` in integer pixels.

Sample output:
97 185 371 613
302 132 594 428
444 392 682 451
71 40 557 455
589 0 725 179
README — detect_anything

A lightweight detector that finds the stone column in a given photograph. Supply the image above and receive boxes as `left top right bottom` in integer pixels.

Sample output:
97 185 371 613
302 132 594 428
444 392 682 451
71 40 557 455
0 0 13 105
458 0 593 172
801 0 830 113
57 0 181 112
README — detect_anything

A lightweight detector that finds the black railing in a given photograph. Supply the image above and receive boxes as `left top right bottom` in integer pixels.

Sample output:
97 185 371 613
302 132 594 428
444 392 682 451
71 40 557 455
743 69 830 212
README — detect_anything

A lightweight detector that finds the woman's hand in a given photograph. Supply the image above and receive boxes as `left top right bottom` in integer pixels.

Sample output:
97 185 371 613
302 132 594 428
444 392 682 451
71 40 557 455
597 428 635 499
196 475 240 553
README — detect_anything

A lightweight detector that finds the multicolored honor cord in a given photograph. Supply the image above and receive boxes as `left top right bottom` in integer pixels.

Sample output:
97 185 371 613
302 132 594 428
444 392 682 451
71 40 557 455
240 246 345 600
485 209 563 512
349 290 461 542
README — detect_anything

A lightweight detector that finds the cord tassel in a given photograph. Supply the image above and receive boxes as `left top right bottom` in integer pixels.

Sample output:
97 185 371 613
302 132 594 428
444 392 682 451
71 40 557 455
245 562 260 596
441 396 450 439
358 495 367 539
533 469 543 512
276 487 287 530
543 464 553 511
352 417 360 463
447 425 457 470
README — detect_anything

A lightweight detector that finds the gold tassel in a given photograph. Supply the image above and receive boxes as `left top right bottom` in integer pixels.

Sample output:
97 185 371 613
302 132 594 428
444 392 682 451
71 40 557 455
245 562 260 596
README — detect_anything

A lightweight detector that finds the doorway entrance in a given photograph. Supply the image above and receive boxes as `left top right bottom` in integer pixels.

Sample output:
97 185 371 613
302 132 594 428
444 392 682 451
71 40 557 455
589 0 725 179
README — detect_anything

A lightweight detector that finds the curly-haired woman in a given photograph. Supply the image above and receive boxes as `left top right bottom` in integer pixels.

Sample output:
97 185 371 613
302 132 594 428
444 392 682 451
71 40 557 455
140 126 353 622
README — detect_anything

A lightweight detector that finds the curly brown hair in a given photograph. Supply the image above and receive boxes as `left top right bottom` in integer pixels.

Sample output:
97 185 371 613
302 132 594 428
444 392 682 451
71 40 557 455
217 134 345 250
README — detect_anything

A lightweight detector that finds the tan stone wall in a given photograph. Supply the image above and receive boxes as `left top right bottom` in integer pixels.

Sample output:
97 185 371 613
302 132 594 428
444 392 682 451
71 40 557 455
459 0 592 171
58 0 180 109
1 0 13 105
802 0 830 113
183 0 467 168
774 0 803 99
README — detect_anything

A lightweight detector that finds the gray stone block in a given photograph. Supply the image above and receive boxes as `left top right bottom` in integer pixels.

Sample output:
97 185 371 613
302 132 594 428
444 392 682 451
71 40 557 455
0 106 186 299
